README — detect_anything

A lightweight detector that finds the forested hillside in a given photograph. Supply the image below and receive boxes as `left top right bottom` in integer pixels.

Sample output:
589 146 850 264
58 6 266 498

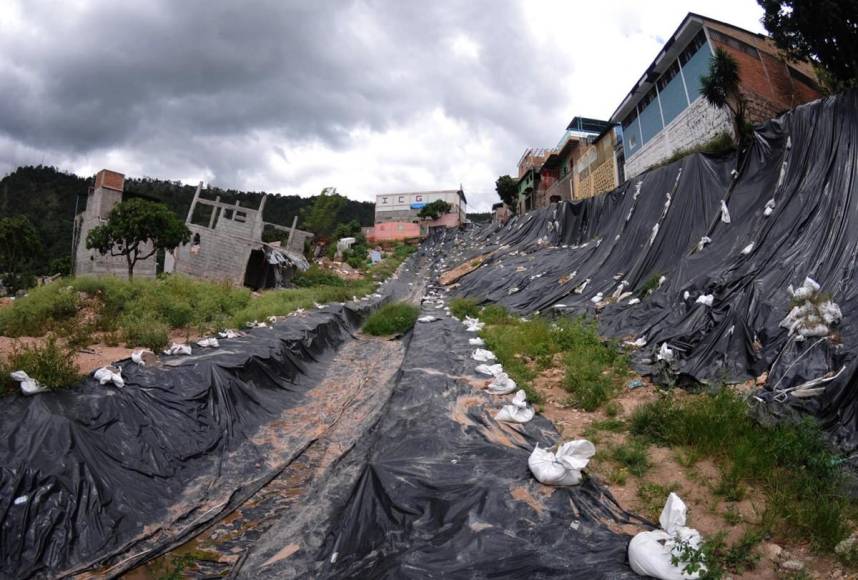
0 166 375 275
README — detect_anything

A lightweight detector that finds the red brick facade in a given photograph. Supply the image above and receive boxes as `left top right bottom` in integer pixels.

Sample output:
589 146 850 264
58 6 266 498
705 22 822 124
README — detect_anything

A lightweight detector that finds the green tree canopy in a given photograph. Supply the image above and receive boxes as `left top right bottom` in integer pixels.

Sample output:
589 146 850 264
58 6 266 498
495 175 518 209
418 199 452 220
301 188 349 240
86 198 191 279
701 48 748 144
0 215 43 294
759 0 858 92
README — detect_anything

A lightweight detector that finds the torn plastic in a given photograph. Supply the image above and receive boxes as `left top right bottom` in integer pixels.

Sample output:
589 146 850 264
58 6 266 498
628 493 704 580
528 440 596 486
495 389 535 423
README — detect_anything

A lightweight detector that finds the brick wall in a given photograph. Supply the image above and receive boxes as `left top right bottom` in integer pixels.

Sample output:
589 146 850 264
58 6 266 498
172 224 253 285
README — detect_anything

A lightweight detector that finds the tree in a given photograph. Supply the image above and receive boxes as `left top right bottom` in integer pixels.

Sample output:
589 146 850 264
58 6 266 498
759 0 858 92
301 188 348 240
495 175 518 210
418 200 452 220
700 48 749 145
86 198 191 279
0 215 43 294
334 219 361 240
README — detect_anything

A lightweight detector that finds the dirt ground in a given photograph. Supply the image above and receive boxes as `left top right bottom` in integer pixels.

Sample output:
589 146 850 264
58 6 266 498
531 365 853 579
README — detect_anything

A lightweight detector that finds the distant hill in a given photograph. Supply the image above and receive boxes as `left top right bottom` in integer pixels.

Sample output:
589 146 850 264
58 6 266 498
0 165 375 275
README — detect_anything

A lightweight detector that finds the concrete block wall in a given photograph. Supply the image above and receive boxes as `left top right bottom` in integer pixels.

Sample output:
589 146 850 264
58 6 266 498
172 224 253 286
624 96 733 178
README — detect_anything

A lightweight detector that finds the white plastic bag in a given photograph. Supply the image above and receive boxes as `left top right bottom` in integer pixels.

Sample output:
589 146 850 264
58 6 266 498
720 200 731 224
197 337 220 348
495 390 534 423
472 348 496 362
528 440 595 486
131 349 155 366
475 363 503 377
657 343 674 363
468 337 485 346
10 371 48 395
695 294 713 307
463 316 484 332
93 366 124 388
628 493 705 580
487 372 517 395
418 315 437 323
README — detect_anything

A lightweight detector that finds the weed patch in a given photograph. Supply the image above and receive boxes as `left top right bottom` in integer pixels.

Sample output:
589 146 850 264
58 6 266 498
0 336 81 394
449 297 480 319
363 303 419 336
630 390 851 551
609 439 651 477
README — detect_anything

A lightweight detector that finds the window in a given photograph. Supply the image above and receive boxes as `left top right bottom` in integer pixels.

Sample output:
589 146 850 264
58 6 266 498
657 60 690 124
235 211 247 223
708 29 759 59
223 209 234 220
382 196 388 204
679 30 707 66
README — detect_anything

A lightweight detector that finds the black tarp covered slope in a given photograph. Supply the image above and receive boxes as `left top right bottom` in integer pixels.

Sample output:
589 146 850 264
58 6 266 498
434 92 858 450
242 298 643 579
0 301 376 579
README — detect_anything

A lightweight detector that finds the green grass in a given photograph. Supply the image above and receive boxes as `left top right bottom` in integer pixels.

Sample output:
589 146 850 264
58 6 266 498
0 244 414 353
292 265 347 287
362 302 419 336
478 311 628 407
630 390 852 552
449 297 480 319
609 439 651 477
637 481 683 521
657 131 736 168
0 336 81 395
636 272 662 298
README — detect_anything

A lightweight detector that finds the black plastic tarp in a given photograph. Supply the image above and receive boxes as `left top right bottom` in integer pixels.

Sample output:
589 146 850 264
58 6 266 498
238 295 644 578
0 302 371 579
429 91 858 450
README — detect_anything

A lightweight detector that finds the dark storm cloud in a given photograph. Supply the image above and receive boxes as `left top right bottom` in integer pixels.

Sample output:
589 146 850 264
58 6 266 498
0 1 565 167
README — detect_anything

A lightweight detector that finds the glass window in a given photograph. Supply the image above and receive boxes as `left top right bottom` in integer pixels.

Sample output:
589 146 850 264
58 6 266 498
680 30 713 101
657 60 689 125
638 89 663 144
622 112 642 158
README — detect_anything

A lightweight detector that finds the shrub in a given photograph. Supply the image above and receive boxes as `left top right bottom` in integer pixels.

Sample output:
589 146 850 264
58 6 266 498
362 302 419 336
120 314 170 351
0 336 81 394
292 265 347 288
0 283 79 336
479 304 511 325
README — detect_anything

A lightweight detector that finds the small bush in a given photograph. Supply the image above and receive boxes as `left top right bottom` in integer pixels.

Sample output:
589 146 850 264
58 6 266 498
0 336 81 394
362 302 419 336
636 273 662 298
479 304 511 325
120 314 170 351
292 265 347 288
449 297 480 319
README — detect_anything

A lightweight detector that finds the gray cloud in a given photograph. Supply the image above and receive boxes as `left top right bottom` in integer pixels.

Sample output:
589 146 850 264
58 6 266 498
0 0 765 209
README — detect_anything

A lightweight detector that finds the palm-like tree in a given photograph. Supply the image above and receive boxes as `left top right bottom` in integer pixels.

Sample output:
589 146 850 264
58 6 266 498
700 48 748 144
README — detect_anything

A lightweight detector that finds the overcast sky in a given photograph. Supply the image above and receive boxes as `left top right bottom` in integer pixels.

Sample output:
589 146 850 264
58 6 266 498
0 1 766 211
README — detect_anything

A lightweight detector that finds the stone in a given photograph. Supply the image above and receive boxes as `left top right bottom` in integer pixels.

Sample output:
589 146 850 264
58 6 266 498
762 542 783 561
835 532 858 556
780 559 805 571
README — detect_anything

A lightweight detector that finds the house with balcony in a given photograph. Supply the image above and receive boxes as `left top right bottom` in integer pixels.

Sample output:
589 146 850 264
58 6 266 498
611 13 822 178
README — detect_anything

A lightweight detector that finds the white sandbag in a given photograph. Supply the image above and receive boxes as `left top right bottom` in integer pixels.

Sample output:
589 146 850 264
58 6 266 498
218 329 241 339
468 337 485 346
627 298 641 306
528 440 595 486
764 198 775 216
495 389 534 423
463 316 484 332
131 349 155 366
624 337 646 348
628 493 705 580
720 200 731 224
695 294 713 307
197 337 220 348
590 292 604 304
657 343 674 363
472 348 496 362
820 300 842 325
696 236 711 251
10 370 48 395
418 315 438 323
487 372 517 395
93 366 124 388
475 363 503 377
163 343 192 356
740 242 754 255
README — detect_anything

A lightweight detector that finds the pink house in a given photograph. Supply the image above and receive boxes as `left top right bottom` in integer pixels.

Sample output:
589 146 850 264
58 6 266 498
368 221 422 242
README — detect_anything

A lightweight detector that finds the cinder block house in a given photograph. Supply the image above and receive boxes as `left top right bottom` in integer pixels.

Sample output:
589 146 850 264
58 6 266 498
611 13 822 178
368 189 467 242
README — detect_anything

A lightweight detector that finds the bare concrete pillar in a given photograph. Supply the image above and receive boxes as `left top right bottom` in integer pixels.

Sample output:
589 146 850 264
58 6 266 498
209 196 221 229
186 181 203 223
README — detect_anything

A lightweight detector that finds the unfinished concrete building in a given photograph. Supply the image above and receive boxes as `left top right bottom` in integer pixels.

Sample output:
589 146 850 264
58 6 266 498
168 186 312 289
73 169 157 279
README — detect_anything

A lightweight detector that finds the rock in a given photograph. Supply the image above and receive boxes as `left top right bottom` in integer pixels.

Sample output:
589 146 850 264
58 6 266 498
763 542 783 561
835 533 858 556
780 559 805 571
756 371 768 386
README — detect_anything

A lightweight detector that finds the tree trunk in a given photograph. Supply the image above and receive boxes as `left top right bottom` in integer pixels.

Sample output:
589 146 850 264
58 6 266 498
126 254 134 280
